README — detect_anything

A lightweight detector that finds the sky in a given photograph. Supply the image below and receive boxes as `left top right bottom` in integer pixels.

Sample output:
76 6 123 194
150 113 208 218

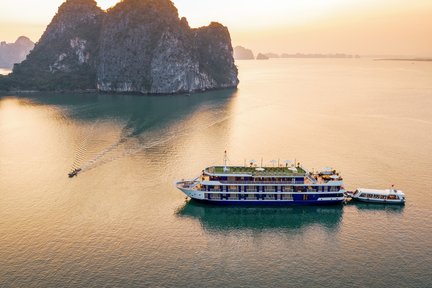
1 0 432 57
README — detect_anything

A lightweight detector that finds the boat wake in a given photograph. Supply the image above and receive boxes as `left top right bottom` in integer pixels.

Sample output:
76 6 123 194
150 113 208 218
69 111 233 177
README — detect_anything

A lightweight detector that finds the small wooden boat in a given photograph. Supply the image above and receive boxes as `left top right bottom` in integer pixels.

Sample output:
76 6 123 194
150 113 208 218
346 187 405 204
68 168 82 178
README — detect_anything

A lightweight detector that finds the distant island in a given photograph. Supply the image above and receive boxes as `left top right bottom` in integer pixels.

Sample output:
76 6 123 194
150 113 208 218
233 47 361 61
374 58 432 62
0 0 238 94
0 36 34 69
233 46 254 60
256 53 269 60
263 53 360 59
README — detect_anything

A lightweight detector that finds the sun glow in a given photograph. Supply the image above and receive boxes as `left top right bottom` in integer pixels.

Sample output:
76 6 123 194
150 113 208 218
0 0 431 56
97 0 390 27
96 0 121 10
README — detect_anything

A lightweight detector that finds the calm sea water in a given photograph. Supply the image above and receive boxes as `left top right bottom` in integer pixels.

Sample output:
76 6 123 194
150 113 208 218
1 59 431 287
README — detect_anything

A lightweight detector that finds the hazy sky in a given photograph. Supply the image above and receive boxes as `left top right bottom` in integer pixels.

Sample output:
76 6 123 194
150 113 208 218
1 0 432 56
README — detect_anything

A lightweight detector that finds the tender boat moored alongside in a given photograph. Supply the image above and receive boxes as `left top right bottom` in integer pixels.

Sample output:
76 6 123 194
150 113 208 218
347 188 405 204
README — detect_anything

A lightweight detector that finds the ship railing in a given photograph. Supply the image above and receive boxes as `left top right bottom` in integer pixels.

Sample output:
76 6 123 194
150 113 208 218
218 180 304 185
177 180 199 189
205 168 305 177
305 174 317 184
199 189 344 194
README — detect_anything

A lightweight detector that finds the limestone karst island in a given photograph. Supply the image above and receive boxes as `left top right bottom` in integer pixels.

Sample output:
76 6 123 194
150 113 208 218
0 0 239 94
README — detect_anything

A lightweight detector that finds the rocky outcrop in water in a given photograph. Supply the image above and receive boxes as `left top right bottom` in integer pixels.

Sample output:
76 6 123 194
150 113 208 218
0 37 34 69
233 46 254 60
256 53 269 60
2 0 238 93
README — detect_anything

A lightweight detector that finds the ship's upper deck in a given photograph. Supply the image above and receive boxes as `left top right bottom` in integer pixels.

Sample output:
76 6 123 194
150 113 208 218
204 166 307 177
202 165 343 185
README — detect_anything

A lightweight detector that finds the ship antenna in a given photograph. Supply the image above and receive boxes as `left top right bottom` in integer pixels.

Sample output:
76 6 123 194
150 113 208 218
224 150 228 168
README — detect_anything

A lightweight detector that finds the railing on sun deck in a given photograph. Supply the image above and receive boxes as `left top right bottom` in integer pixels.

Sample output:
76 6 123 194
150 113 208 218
217 180 305 185
205 168 305 177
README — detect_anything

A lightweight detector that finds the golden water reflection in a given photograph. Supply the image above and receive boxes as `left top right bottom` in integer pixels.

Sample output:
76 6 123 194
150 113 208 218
1 59 431 287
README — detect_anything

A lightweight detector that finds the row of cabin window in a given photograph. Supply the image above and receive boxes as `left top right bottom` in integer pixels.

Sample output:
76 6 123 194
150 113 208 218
205 193 343 200
203 186 341 192
360 194 399 199
209 176 304 182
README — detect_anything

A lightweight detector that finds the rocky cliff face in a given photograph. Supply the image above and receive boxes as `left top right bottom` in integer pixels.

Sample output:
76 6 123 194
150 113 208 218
0 36 35 69
3 0 238 93
9 0 103 90
194 23 239 89
98 0 238 94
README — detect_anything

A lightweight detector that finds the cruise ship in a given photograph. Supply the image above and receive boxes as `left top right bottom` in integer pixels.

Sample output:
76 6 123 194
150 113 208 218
176 154 345 205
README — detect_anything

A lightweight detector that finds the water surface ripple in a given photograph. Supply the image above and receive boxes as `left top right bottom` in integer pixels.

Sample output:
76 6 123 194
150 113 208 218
1 59 431 287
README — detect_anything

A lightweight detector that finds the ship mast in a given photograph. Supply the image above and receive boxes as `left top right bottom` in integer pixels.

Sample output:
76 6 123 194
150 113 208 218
223 150 228 168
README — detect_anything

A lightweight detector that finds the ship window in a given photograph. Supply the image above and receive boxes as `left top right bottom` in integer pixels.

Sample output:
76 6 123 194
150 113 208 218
281 194 293 200
264 186 276 192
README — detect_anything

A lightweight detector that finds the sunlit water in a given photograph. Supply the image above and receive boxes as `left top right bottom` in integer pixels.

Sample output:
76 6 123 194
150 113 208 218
1 59 431 287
